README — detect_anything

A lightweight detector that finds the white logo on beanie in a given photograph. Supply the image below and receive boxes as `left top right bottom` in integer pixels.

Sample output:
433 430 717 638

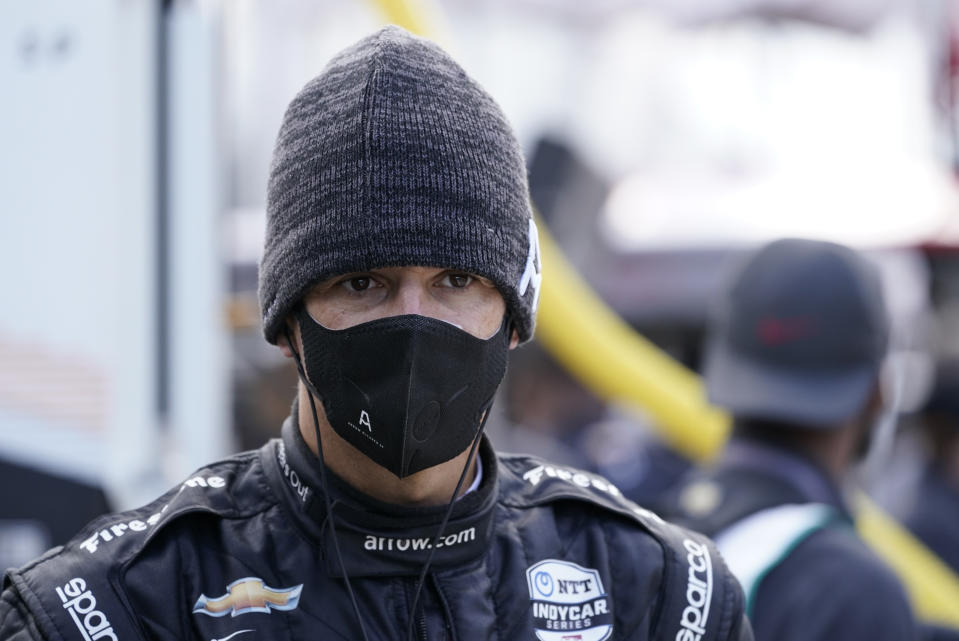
518 218 542 311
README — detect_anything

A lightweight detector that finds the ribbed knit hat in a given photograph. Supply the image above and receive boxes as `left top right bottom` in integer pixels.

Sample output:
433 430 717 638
259 26 539 345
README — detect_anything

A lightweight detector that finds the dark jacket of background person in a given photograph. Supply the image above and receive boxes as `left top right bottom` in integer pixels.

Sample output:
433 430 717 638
906 468 959 574
663 238 919 641
666 434 916 641
903 361 959 577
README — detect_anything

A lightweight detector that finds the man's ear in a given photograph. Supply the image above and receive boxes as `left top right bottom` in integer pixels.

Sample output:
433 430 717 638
277 317 299 359
509 329 520 350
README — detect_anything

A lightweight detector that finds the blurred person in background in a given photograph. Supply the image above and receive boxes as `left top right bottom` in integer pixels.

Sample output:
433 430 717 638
664 238 918 640
500 343 694 507
903 359 959 575
497 342 607 469
0 27 751 641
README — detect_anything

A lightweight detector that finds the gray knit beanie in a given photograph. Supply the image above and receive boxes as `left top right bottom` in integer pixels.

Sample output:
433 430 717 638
259 26 539 345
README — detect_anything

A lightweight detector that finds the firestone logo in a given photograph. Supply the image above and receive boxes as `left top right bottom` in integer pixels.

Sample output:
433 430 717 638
193 577 303 617
523 464 621 498
56 577 118 641
79 475 226 554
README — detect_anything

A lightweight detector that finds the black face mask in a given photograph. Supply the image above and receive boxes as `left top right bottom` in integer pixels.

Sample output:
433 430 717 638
294 306 510 478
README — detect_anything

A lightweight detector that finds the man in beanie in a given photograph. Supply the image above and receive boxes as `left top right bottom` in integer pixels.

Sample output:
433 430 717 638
664 238 917 641
0 27 751 640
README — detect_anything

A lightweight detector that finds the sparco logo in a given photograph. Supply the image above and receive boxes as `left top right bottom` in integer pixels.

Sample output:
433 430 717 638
56 577 118 641
526 559 612 641
677 539 713 641
276 442 310 503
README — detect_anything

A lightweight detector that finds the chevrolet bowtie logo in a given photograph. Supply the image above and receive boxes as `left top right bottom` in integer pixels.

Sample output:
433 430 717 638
193 578 303 617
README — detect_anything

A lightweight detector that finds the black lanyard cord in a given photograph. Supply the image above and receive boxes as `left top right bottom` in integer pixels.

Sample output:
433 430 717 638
404 405 490 641
284 326 372 641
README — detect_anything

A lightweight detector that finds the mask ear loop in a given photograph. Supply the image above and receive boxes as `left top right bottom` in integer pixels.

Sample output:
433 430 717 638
283 322 371 641
404 397 495 641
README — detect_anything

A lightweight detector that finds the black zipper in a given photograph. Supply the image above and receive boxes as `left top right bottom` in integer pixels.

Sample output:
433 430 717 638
404 578 429 641
430 574 456 641
418 609 428 641
407 574 455 640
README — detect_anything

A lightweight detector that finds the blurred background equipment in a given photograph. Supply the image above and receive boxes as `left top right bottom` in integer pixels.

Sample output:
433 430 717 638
3 0 959 624
1 0 166 567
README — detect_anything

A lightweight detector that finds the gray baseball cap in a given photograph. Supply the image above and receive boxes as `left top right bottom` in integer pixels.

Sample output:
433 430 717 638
705 238 889 427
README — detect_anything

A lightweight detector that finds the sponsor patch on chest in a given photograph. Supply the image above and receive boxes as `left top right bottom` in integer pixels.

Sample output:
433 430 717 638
56 577 118 641
526 560 612 641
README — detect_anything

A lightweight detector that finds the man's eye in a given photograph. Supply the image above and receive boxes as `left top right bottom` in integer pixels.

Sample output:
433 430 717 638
445 273 472 288
344 276 371 292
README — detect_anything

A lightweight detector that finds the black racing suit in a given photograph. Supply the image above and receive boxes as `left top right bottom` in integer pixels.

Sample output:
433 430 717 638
663 437 917 641
1 418 752 640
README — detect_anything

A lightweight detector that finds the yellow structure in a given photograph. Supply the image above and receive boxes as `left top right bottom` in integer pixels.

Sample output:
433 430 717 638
533 217 730 460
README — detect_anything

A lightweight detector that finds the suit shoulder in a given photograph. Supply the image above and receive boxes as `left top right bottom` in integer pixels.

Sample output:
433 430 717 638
497 452 658 519
497 451 706 539
69 449 271 558
3 448 276 640
0 583 45 641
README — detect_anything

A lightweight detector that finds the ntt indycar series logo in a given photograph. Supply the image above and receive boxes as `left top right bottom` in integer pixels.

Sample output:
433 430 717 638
526 560 612 641
56 578 118 641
